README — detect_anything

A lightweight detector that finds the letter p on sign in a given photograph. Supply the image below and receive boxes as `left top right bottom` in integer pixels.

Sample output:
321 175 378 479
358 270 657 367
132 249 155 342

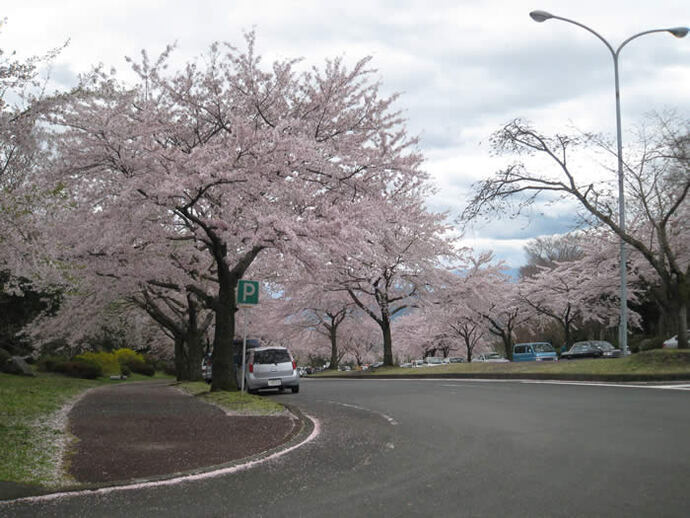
237 280 259 306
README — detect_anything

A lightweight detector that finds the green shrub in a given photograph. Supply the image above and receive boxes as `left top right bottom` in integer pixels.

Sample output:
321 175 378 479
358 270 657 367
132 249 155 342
53 359 103 379
120 364 132 376
0 348 11 366
37 355 76 373
126 358 155 376
114 348 157 375
157 360 176 376
114 348 145 366
75 351 120 375
638 337 665 352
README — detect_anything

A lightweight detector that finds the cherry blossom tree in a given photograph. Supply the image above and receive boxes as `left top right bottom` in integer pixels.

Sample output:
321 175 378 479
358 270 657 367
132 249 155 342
477 271 531 361
339 315 382 366
38 34 431 390
272 282 355 370
332 193 458 366
0 24 63 210
0 27 70 354
517 249 637 349
399 254 513 362
393 308 448 360
132 288 213 380
463 114 689 348
425 252 526 360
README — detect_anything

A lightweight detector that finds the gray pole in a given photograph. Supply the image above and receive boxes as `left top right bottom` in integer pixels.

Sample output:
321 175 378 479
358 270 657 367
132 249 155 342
529 11 688 354
612 53 628 354
241 307 248 392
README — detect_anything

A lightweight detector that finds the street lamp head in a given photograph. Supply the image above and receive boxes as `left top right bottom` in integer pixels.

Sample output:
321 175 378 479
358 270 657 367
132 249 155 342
668 27 689 38
529 10 554 23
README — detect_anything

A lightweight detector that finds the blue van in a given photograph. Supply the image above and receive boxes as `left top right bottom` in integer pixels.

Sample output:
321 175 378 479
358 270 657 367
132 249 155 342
512 342 558 362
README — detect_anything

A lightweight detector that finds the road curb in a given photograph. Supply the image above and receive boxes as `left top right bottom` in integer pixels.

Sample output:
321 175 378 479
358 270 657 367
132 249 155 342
312 372 690 382
0 402 314 503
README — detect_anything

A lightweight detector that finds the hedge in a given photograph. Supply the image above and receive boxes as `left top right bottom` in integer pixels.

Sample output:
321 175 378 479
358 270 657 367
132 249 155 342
53 359 103 379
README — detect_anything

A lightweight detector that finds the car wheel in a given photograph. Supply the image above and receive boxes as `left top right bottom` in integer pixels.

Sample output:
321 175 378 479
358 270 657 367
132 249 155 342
291 386 299 394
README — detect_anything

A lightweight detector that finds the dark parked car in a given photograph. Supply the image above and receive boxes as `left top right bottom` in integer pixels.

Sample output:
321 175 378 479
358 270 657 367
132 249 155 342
586 340 622 358
561 340 621 360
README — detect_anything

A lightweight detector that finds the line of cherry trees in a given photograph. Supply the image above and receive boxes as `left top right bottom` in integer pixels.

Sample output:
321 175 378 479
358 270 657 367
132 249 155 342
2 32 686 389
251 229 644 366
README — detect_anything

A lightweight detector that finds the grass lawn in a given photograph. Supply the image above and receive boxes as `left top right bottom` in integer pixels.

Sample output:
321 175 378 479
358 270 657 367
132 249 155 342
0 371 172 488
314 350 690 379
175 381 286 415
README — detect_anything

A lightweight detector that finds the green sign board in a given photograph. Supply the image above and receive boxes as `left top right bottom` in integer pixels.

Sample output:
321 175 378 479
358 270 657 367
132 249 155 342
237 279 259 306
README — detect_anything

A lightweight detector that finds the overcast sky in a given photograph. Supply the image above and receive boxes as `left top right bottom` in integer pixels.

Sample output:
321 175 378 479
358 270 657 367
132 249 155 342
3 0 689 266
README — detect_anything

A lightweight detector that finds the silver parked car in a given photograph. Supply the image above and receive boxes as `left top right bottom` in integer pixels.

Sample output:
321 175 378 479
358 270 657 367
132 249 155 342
239 346 300 394
473 352 510 363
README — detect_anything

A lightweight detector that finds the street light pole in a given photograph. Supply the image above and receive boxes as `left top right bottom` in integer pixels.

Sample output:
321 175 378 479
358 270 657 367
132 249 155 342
529 10 688 354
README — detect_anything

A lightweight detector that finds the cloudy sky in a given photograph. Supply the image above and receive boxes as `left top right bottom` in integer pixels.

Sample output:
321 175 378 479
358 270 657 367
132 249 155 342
3 0 689 266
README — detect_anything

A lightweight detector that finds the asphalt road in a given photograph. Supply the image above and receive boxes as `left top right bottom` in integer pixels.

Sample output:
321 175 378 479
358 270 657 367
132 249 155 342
3 379 689 517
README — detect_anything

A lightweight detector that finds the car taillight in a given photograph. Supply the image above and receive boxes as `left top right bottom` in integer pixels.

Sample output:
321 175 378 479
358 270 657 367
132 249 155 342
292 360 296 370
248 363 253 373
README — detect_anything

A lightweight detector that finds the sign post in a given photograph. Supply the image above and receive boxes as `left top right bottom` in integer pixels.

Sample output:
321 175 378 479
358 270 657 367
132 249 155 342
237 280 259 392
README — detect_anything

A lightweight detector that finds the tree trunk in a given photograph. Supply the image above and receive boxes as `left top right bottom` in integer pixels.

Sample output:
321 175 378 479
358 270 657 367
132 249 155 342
381 318 393 366
174 335 190 381
503 329 514 361
208 244 263 392
329 325 339 370
211 275 238 392
678 301 688 349
563 321 572 351
184 295 204 381
185 330 204 381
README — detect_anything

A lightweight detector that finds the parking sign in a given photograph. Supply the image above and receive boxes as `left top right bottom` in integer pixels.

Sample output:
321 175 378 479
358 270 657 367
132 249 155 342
237 280 259 306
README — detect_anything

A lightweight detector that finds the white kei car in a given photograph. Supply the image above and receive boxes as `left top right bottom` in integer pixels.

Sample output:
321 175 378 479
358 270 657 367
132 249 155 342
662 331 689 349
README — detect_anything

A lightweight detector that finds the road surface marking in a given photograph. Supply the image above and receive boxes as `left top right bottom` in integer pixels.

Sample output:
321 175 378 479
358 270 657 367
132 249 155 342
324 400 399 425
440 380 690 391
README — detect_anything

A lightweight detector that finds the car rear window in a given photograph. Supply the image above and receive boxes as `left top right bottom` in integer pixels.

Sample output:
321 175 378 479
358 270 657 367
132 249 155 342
253 349 291 364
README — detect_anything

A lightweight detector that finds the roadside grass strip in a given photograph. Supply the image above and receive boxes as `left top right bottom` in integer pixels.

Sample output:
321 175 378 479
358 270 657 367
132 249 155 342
314 350 690 379
0 374 104 487
175 382 286 415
